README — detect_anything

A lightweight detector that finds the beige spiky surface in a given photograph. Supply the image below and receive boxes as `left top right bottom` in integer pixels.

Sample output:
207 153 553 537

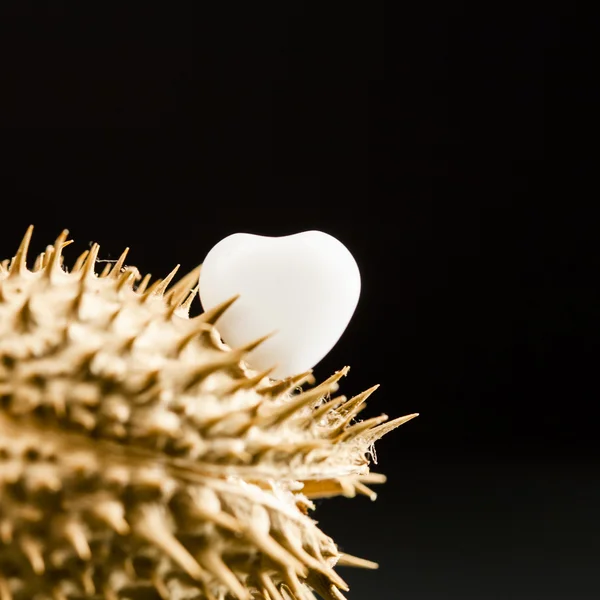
0 226 417 600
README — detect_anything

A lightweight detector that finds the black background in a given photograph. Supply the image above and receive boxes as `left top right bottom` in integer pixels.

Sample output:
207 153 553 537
1 4 599 599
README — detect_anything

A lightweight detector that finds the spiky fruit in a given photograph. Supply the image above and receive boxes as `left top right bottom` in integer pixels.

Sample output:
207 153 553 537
0 226 417 600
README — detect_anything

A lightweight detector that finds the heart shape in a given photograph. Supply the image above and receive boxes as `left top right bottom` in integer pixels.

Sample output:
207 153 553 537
198 231 361 379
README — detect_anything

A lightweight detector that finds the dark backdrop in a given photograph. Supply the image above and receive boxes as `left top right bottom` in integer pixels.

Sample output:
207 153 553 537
1 4 598 599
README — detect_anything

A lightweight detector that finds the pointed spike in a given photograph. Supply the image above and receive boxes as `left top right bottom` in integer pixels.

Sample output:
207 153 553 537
237 331 276 355
131 505 206 581
337 553 379 570
258 370 316 396
153 264 180 297
99 262 112 278
136 273 152 294
90 500 130 535
179 284 199 316
183 352 243 390
32 252 45 272
309 395 348 425
246 528 307 577
41 246 54 268
263 369 349 426
109 248 129 277
141 278 164 300
195 294 240 325
363 413 419 443
330 586 347 600
117 269 138 292
275 528 348 591
81 244 100 279
336 415 389 442
225 367 276 393
176 323 214 354
20 535 45 574
63 520 91 560
44 230 70 277
165 264 202 306
166 286 192 318
198 550 250 600
326 385 381 435
340 385 380 417
70 250 89 273
10 225 34 276
259 571 284 600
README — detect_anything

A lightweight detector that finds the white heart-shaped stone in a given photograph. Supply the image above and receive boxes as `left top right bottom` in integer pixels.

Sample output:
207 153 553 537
198 231 361 379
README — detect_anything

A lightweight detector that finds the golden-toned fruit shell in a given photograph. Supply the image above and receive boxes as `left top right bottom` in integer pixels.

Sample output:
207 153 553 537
0 227 417 600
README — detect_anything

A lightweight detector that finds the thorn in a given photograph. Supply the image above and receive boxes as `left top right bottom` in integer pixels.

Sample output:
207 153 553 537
32 252 44 272
336 553 379 570
180 490 242 534
198 550 250 600
258 571 284 600
262 369 349 426
178 284 199 317
81 244 100 279
9 224 34 276
63 520 91 560
153 264 180 297
99 263 112 278
195 294 240 325
336 415 389 443
224 367 276 393
258 370 316 396
166 286 192 318
282 568 306 598
20 535 45 574
164 264 202 306
308 395 348 425
116 268 138 292
326 385 380 435
70 250 89 273
339 385 380 417
183 352 244 390
109 248 129 278
275 527 348 591
44 230 70 278
141 277 164 300
175 323 214 354
91 500 130 535
244 523 306 577
136 273 152 294
151 573 170 600
131 504 206 581
237 331 276 355
363 413 419 443
330 585 347 600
